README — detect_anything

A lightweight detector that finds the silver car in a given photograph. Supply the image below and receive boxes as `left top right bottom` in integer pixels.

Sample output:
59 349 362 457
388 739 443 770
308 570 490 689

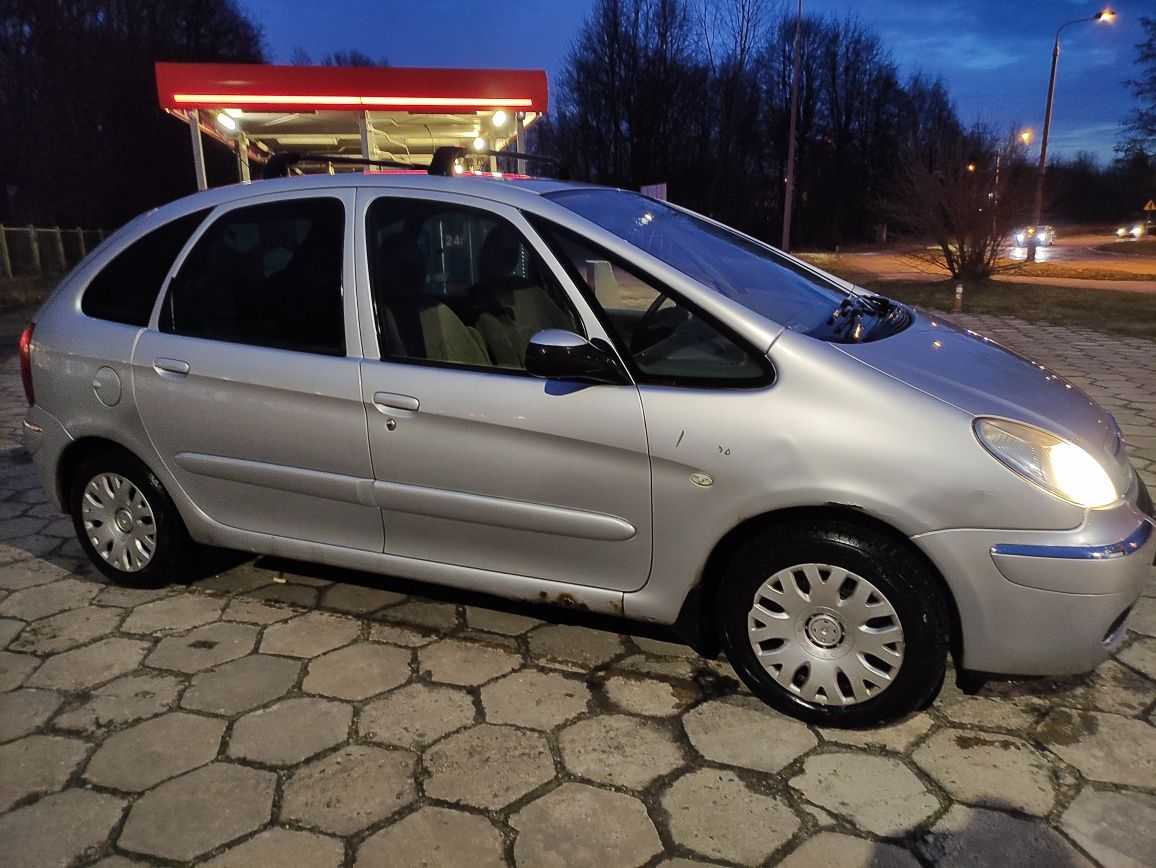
19 173 1154 726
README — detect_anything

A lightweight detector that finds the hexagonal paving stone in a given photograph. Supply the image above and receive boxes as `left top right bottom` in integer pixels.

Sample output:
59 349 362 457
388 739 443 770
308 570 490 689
118 762 276 862
303 641 411 700
602 673 695 717
377 599 459 631
0 789 126 868
26 637 148 691
320 583 405 614
229 697 352 766
0 688 62 742
0 558 73 591
359 682 476 748
913 729 1055 816
1128 597 1156 636
662 769 800 866
418 637 521 686
92 585 170 608
790 753 939 837
281 744 416 835
248 582 319 607
777 832 920 868
560 714 683 789
1036 709 1156 788
54 672 182 733
0 577 100 621
0 650 39 691
204 827 345 868
84 712 225 792
920 805 1094 868
682 697 816 774
424 724 555 810
1119 637 1156 680
0 617 22 647
260 611 360 658
9 604 122 655
146 621 258 673
0 734 89 811
181 654 301 715
357 806 505 868
221 597 295 624
481 669 590 730
1061 787 1156 868
820 712 935 752
369 621 439 647
512 782 663 868
120 594 225 634
527 623 625 670
466 606 542 635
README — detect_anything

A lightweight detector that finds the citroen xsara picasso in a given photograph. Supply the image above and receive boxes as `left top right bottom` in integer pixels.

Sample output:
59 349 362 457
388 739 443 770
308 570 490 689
20 166 1154 725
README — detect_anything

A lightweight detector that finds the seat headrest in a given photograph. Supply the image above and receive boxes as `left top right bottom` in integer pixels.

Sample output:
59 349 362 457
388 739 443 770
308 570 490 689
375 235 425 299
479 224 522 281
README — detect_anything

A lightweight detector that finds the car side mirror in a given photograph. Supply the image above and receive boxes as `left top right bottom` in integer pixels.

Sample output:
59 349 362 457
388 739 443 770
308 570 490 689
525 330 629 385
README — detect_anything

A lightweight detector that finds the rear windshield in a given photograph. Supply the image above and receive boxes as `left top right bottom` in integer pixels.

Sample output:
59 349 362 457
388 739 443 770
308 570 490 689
544 189 846 333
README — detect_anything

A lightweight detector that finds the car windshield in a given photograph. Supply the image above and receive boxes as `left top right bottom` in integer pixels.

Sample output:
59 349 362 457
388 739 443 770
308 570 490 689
544 189 849 333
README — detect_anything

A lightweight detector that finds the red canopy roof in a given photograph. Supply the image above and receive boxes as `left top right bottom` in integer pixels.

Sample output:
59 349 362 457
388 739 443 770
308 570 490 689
155 62 549 114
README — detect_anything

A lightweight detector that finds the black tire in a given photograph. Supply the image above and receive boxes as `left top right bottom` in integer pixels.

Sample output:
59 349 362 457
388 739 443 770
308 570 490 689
717 521 949 727
69 450 193 587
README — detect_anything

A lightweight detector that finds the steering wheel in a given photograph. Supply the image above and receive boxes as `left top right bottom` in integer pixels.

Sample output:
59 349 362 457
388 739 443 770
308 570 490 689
630 294 691 355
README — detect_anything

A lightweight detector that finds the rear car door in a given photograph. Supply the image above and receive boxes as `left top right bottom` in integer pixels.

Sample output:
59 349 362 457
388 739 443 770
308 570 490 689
355 189 652 591
133 189 383 551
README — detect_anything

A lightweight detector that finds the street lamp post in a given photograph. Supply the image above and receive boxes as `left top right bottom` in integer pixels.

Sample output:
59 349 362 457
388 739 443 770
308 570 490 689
781 0 803 252
1027 9 1114 262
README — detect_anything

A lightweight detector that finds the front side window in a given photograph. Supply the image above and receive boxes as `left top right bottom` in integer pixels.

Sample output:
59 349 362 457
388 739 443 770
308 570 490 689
545 189 850 335
533 220 771 387
366 198 581 371
160 198 346 355
83 209 209 326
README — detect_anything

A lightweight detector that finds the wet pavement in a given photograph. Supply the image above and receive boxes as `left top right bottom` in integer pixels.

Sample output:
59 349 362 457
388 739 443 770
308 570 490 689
0 312 1153 867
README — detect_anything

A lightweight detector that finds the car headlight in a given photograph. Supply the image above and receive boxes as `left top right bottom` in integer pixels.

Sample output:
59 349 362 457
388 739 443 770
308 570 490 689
1117 227 1128 237
1015 232 1026 244
974 418 1118 508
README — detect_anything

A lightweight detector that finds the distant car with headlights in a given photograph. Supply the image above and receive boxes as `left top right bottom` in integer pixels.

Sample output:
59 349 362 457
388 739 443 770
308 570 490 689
1116 220 1150 239
18 162 1155 727
1014 225 1055 246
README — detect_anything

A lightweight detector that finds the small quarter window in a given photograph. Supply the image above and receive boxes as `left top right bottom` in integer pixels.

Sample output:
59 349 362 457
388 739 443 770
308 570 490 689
161 198 346 355
82 210 209 326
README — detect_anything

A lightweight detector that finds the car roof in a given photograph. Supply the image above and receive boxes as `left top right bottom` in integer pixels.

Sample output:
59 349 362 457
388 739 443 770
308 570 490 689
143 172 597 227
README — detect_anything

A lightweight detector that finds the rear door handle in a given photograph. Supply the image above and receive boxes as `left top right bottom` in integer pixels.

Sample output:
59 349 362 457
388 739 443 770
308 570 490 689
373 392 420 412
154 358 190 377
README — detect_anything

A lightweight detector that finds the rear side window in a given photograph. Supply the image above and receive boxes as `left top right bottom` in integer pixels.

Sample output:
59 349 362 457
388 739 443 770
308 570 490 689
82 210 209 326
160 198 346 356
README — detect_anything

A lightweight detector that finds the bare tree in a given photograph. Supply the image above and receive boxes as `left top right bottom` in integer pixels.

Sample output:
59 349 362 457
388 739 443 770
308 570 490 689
887 128 1033 280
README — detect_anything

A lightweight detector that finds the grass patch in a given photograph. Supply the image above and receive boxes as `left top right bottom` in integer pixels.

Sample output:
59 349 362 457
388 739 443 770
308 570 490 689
1092 239 1156 257
0 276 57 313
999 262 1156 281
862 279 1156 340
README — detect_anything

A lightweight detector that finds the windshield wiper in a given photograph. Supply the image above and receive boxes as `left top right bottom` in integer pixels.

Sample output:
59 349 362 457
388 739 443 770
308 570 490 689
826 293 893 338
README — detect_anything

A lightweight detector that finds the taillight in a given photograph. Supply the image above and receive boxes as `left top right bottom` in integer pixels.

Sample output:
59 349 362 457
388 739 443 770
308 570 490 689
19 323 35 406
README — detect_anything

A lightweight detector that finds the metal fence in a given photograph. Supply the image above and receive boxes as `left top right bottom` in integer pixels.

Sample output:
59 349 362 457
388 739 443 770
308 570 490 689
0 226 107 280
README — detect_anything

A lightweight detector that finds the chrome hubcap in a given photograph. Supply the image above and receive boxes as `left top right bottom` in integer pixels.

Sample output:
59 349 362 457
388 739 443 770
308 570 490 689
81 473 157 573
747 563 904 706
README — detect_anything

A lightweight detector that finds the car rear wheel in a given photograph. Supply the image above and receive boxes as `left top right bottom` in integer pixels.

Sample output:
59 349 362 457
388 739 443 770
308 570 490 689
69 451 192 587
717 521 949 727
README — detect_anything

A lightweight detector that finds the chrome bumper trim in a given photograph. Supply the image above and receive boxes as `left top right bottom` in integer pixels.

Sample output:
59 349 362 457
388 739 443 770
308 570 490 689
991 520 1153 561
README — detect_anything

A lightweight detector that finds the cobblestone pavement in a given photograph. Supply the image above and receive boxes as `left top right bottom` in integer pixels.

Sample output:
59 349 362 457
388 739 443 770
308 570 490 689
0 313 1154 868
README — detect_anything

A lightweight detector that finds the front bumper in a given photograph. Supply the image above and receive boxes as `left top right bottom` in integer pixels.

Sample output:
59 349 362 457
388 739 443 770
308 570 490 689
913 502 1155 676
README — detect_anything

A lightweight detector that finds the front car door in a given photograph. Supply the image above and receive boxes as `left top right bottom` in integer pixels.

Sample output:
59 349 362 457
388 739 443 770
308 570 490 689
354 189 652 592
133 189 383 552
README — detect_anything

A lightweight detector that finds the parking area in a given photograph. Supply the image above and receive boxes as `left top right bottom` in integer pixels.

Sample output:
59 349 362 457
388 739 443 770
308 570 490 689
0 311 1154 867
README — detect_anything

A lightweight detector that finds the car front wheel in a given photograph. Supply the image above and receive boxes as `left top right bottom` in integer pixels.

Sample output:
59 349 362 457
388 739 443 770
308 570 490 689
69 451 192 587
717 521 949 727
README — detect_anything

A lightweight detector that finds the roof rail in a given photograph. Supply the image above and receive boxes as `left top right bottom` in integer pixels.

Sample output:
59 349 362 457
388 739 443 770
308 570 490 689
428 146 571 181
262 152 418 179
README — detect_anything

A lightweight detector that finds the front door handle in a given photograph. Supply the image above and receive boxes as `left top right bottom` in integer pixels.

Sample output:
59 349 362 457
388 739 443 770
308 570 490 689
154 358 190 377
373 392 420 412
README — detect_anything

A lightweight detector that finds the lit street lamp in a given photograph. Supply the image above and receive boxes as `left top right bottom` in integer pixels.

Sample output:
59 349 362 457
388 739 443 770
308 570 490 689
1027 8 1114 262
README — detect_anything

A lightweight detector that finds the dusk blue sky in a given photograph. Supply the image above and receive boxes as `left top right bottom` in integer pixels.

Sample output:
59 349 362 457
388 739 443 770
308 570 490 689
240 0 1145 163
